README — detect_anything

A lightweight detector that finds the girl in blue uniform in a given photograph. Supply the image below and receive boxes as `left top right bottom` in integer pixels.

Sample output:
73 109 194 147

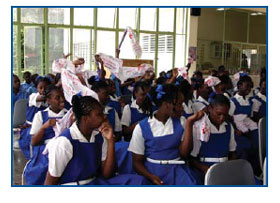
88 77 122 141
106 78 122 119
44 95 148 185
192 80 212 113
24 85 67 185
19 76 51 159
189 94 237 183
178 80 194 119
229 75 261 175
121 81 156 142
252 78 266 122
128 84 200 185
13 74 29 113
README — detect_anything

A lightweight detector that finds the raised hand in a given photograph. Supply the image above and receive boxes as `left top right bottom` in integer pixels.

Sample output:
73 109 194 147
98 121 114 141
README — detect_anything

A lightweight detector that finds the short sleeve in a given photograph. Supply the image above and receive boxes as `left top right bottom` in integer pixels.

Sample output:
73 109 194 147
252 98 261 113
121 104 131 127
29 111 43 135
47 136 73 177
228 101 236 116
101 138 108 161
127 124 145 155
114 111 122 132
190 125 201 157
180 116 186 141
229 125 237 152
28 93 42 107
192 102 205 113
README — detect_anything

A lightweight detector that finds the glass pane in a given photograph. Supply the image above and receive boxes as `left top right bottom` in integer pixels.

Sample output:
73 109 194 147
197 39 223 71
175 35 185 68
118 31 135 59
96 31 115 57
24 27 42 74
119 8 137 29
258 46 266 71
13 8 17 22
74 8 94 26
157 35 174 75
21 8 44 24
140 8 156 31
159 8 174 32
225 10 248 42
223 43 242 74
13 25 17 74
176 8 187 34
49 28 70 72
73 29 92 70
48 8 70 24
249 14 266 44
242 44 258 74
97 8 116 28
139 33 155 69
198 8 224 41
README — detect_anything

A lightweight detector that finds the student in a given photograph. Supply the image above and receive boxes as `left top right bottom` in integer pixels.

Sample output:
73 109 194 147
24 85 67 185
252 78 266 122
121 81 155 142
89 77 122 141
128 84 200 185
13 74 29 112
178 80 194 119
44 95 148 185
204 76 223 104
106 78 122 118
21 71 36 95
219 74 233 99
192 80 212 113
19 76 51 159
229 75 261 175
189 94 237 182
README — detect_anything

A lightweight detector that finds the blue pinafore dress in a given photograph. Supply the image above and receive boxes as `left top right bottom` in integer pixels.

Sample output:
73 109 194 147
139 117 199 185
199 122 231 166
232 97 260 175
183 101 194 119
58 129 149 185
24 111 62 185
254 95 266 119
19 104 47 160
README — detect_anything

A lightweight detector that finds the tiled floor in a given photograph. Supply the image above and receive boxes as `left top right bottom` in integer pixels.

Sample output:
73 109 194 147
12 148 28 185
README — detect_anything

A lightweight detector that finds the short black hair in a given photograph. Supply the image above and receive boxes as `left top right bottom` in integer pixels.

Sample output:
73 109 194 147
71 95 102 123
44 85 61 99
237 75 253 88
150 84 179 108
35 76 51 88
23 71 31 77
210 94 230 108
88 76 108 92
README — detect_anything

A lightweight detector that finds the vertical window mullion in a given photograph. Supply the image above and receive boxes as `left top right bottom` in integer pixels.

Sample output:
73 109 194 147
172 8 177 69
70 8 74 61
155 8 159 75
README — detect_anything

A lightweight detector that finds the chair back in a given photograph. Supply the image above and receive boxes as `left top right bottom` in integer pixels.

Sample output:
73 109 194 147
258 117 266 169
13 99 28 128
205 159 255 185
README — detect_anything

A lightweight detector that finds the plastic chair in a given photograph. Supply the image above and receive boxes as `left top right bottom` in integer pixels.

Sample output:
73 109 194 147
13 99 28 128
205 159 255 185
263 157 267 186
258 117 266 169
13 99 28 150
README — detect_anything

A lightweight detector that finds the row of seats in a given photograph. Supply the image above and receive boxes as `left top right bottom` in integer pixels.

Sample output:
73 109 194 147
13 99 267 186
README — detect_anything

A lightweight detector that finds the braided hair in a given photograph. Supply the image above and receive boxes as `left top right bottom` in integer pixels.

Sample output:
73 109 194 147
71 95 102 124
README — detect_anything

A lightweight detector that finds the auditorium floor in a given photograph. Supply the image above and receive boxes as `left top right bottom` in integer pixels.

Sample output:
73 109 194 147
13 148 28 185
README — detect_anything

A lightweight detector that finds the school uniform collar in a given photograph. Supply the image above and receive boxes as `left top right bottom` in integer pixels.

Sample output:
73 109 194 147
110 95 119 101
205 114 228 133
69 121 99 143
257 92 266 102
43 107 68 118
130 99 143 112
148 112 173 127
104 105 112 114
197 96 209 105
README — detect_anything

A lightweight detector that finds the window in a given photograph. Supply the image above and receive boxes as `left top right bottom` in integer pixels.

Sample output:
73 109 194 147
48 8 70 25
49 28 70 72
119 8 137 29
159 8 174 32
140 8 157 31
118 31 135 59
21 8 44 24
74 8 94 26
97 8 116 28
96 31 115 57
157 35 174 73
13 8 17 22
73 29 92 69
24 27 42 74
13 25 17 74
